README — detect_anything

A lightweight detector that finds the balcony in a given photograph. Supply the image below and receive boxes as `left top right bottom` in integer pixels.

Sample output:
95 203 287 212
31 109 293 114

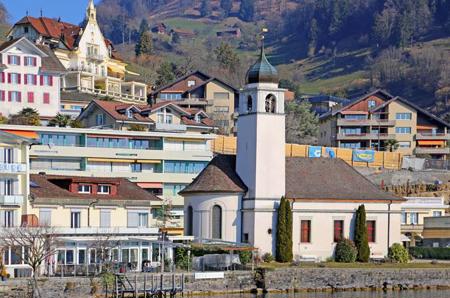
337 133 396 141
415 147 450 155
86 53 104 61
0 163 27 174
0 195 24 205
55 227 159 236
416 133 450 140
154 123 187 132
337 118 396 127
401 224 424 233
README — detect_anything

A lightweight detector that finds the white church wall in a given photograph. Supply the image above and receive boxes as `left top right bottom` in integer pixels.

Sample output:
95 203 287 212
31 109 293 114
184 193 242 242
292 201 402 261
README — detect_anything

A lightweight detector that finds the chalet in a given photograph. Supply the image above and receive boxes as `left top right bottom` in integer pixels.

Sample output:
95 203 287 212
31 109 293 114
216 28 241 39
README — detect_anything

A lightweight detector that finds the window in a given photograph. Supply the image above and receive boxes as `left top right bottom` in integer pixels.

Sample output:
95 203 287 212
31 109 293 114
342 128 362 135
340 142 362 149
1 179 15 195
333 220 344 242
41 75 53 86
163 184 188 196
9 73 21 84
367 221 376 243
98 185 111 194
211 205 222 239
433 211 442 217
39 209 52 226
138 213 148 227
300 220 311 243
396 113 412 120
398 141 411 148
247 95 253 112
8 55 20 65
344 114 367 120
265 94 276 113
166 114 173 124
78 185 91 194
71 211 81 228
3 210 15 227
25 74 37 85
96 114 105 126
368 100 376 108
24 56 37 66
24 26 29 33
2 148 14 163
214 92 229 100
164 161 208 174
78 249 86 264
215 106 229 113
401 212 407 224
186 206 193 236
9 91 21 102
410 212 418 224
131 163 142 173
100 210 111 227
27 92 34 103
40 134 79 147
159 93 182 100
187 80 196 87
396 127 411 134
43 92 50 104
126 109 133 119
242 233 249 243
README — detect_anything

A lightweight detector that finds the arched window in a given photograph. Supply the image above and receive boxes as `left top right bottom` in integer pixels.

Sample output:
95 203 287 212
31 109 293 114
211 205 222 239
265 94 276 113
247 95 253 113
186 206 193 236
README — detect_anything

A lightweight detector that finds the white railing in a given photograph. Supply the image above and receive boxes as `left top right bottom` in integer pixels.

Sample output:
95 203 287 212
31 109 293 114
86 53 104 61
56 227 159 235
63 86 147 103
154 123 187 132
0 163 27 173
0 195 24 205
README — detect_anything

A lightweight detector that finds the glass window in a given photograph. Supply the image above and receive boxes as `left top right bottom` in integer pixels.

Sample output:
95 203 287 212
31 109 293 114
367 221 376 243
398 141 411 148
96 114 105 126
10 247 22 265
342 128 362 135
98 185 111 194
9 55 20 65
78 249 86 264
396 127 411 134
211 205 222 239
71 211 81 228
368 100 376 108
138 213 148 227
122 249 129 263
433 211 442 217
300 220 311 243
410 212 418 224
164 161 207 174
78 185 91 194
187 80 196 87
66 250 74 264
344 114 367 120
396 113 412 120
401 212 407 224
333 220 344 242
131 163 142 172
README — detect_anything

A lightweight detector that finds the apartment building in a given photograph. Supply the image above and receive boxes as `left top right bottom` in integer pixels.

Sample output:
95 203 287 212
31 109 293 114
400 196 448 247
0 124 214 230
0 37 65 120
422 216 450 248
319 90 450 159
150 71 238 135
7 0 147 116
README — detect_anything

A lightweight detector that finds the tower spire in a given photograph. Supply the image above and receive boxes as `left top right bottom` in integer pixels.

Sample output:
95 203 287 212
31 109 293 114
86 0 97 22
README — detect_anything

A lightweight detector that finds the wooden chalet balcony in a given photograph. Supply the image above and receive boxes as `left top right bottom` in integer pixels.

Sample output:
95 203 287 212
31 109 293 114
337 133 396 141
415 147 450 155
415 133 450 140
337 118 396 127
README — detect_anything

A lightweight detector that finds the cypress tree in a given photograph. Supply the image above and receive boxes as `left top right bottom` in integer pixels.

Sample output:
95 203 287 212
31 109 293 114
354 205 370 262
276 197 293 262
135 31 153 56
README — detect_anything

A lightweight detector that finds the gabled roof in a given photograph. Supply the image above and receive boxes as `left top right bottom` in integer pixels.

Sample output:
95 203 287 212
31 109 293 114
180 155 247 195
30 174 161 206
151 70 238 95
181 155 402 202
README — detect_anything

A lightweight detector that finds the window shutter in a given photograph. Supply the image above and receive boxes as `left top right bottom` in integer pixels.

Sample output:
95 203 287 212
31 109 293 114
7 55 11 64
0 210 4 227
49 75 53 86
33 75 37 85
17 92 21 102
127 211 139 227
7 73 11 83
24 74 28 85
33 57 37 66
0 72 4 83
28 92 34 103
100 210 111 227
18 74 21 84
40 75 43 86
0 91 4 101
8 91 11 102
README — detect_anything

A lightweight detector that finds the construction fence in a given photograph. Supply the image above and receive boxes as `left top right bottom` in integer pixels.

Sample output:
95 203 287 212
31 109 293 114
212 136 403 170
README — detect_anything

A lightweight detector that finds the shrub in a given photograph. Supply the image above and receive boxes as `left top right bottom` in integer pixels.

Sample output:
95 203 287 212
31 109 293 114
409 247 450 260
262 252 274 263
239 250 252 265
335 239 357 263
388 243 409 263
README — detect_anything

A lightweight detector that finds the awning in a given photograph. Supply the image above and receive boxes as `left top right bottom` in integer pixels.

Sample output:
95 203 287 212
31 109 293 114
417 140 445 146
136 160 161 164
2 130 39 139
417 125 437 130
88 158 132 163
137 182 163 189
401 235 411 242
165 138 205 142
107 65 125 74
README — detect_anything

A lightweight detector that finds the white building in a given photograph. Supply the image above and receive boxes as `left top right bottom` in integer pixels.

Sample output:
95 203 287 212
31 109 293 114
8 0 148 117
181 45 405 261
0 37 65 120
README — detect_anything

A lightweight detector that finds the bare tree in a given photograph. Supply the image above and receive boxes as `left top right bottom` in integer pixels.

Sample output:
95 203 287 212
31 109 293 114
0 226 60 298
87 233 121 274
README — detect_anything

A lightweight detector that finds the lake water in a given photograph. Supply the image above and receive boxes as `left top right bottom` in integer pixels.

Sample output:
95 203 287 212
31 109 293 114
213 291 450 298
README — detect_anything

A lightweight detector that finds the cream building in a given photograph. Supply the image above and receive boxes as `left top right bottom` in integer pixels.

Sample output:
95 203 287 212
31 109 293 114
8 0 147 116
181 45 405 261
319 90 450 159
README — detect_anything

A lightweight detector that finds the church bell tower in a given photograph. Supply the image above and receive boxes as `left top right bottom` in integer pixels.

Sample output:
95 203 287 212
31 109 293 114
86 0 97 23
236 34 286 254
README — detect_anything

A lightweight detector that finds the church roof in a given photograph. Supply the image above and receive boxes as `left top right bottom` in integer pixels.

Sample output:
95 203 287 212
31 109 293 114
179 155 247 195
246 43 278 84
181 155 402 202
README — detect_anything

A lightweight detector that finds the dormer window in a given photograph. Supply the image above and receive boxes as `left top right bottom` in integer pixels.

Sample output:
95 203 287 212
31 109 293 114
24 26 29 33
194 114 201 123
187 80 196 87
98 185 111 195
78 185 91 194
368 100 376 109
126 109 133 119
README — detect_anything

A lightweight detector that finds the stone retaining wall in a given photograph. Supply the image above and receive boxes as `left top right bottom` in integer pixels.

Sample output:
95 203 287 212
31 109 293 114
1 268 450 297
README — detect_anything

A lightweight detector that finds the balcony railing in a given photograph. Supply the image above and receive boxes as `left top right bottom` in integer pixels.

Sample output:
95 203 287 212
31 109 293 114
63 86 147 103
0 163 27 174
154 123 187 132
415 147 450 155
416 133 450 140
55 227 159 235
337 118 396 127
86 53 104 61
337 133 396 140
0 195 24 205
401 224 424 233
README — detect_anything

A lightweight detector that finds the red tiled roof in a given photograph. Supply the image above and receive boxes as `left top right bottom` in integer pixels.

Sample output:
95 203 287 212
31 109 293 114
93 100 154 123
30 174 161 203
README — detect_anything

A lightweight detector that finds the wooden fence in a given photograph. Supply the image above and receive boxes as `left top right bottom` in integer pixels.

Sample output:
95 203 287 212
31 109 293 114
212 136 403 170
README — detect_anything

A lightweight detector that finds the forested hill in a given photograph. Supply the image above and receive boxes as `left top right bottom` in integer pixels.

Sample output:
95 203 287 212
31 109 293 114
89 1 449 117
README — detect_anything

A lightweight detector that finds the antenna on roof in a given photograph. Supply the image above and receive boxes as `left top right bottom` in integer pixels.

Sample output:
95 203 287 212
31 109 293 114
40 9 43 17
26 10 29 16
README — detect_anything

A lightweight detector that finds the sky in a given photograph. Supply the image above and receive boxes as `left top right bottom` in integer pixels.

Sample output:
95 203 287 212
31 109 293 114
3 0 100 24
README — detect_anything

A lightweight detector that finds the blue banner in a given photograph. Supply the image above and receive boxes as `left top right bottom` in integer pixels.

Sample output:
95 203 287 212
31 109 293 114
308 146 322 158
353 149 375 163
325 147 336 158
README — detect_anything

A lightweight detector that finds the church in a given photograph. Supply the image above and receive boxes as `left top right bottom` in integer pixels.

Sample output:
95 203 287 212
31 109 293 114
180 43 404 261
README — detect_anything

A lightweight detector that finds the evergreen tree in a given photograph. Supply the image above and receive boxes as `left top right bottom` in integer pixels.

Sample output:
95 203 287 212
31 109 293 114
214 42 240 71
200 0 212 17
276 197 293 263
354 205 370 262
138 19 150 36
135 31 153 56
239 0 255 22
155 62 177 88
220 0 233 17
285 101 319 144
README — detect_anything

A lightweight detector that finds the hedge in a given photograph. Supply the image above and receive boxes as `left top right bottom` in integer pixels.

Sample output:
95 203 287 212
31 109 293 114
409 247 450 260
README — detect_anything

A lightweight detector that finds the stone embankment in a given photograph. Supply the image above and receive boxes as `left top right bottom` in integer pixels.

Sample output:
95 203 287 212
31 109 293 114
1 268 450 297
